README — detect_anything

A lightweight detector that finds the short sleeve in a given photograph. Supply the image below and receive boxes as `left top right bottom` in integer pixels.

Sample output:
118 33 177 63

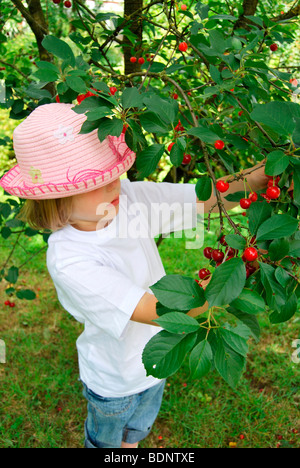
51 260 147 339
129 181 197 237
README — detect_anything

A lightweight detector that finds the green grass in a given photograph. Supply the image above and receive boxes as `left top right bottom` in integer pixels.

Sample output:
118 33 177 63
0 221 299 448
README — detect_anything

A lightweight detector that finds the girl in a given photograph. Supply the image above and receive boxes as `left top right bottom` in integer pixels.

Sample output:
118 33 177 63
0 103 269 448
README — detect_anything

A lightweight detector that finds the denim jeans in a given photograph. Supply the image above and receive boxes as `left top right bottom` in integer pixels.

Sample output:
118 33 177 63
82 380 166 448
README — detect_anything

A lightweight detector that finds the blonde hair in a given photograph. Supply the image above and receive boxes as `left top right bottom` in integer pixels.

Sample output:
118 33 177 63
18 197 74 232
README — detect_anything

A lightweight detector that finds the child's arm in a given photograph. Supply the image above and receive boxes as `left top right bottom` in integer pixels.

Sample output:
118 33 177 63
198 161 269 213
131 279 210 326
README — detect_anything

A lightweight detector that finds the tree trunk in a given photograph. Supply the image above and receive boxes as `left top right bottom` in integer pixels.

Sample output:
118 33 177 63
123 0 143 181
234 0 259 30
122 0 143 75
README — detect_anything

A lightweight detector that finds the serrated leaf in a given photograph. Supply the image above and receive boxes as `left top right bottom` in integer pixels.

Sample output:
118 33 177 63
227 306 260 343
214 333 246 388
97 117 123 142
121 87 143 109
248 201 273 236
224 234 246 250
154 312 200 334
269 293 297 324
250 101 296 136
256 214 298 241
265 150 290 176
150 274 206 311
189 340 213 379
195 176 212 201
142 330 197 379
136 143 165 179
42 35 75 67
219 326 249 357
65 75 86 94
205 257 246 307
230 288 265 315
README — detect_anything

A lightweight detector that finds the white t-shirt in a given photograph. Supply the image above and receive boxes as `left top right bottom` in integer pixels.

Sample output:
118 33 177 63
46 179 198 397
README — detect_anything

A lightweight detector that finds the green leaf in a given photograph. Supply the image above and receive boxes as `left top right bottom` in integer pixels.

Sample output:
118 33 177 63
250 102 296 136
136 144 165 178
227 306 260 343
33 68 59 82
230 288 265 315
205 257 246 307
214 333 246 388
219 326 249 358
142 330 197 379
256 214 298 241
248 201 273 236
42 35 75 67
170 142 184 167
224 233 246 250
86 107 113 121
154 312 200 334
269 293 297 324
268 237 290 261
189 340 213 379
121 87 143 109
97 117 123 142
5 266 19 284
16 289 36 300
292 162 300 205
150 275 206 311
259 262 287 311
195 176 212 201
143 96 178 125
140 112 169 134
209 64 221 84
265 150 290 176
65 75 86 94
288 240 300 258
187 126 219 144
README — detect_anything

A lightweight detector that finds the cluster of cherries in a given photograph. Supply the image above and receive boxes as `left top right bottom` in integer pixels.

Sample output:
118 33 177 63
197 234 258 286
216 174 281 208
4 300 15 308
53 0 72 6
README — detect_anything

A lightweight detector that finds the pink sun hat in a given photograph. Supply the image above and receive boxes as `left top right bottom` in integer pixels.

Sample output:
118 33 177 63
0 103 136 200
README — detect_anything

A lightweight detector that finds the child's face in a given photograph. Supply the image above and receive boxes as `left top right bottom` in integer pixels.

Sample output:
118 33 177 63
70 178 121 231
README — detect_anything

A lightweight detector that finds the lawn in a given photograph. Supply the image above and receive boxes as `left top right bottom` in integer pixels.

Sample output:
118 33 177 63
0 214 299 448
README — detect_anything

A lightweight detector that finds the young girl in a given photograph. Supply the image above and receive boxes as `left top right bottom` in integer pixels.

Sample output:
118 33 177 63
0 103 269 448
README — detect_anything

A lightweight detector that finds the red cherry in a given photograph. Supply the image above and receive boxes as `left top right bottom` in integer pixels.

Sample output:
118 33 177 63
240 198 251 209
53 0 61 4
182 153 191 164
64 0 72 7
178 42 188 52
249 192 258 202
138 57 145 64
214 140 225 150
198 268 211 280
9 302 16 308
219 235 227 246
130 56 137 63
172 93 179 99
226 247 237 257
266 186 280 199
122 124 128 134
246 263 256 278
203 247 213 259
211 249 224 262
181 4 187 10
4 300 10 306
243 247 258 262
168 142 175 152
270 43 278 51
216 180 229 193
109 86 117 95
239 434 245 440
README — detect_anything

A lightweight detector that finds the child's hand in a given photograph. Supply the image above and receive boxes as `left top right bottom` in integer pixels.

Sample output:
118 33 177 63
246 160 269 192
